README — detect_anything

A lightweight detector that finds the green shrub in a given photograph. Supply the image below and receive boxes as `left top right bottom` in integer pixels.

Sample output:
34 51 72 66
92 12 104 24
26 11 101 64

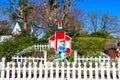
87 31 113 39
79 30 88 37
72 37 110 57
37 38 48 44
0 36 38 61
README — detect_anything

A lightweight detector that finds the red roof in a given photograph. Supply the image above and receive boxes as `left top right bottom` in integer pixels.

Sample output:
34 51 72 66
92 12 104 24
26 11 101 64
56 31 65 39
65 35 71 41
49 35 55 40
57 19 63 23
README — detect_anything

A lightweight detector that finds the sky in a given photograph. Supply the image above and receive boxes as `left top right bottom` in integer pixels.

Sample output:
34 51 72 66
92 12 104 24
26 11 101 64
77 0 120 37
0 0 120 38
1 0 120 17
78 0 120 18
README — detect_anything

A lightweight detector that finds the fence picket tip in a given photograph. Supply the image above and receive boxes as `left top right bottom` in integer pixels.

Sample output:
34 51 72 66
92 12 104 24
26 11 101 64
2 57 6 62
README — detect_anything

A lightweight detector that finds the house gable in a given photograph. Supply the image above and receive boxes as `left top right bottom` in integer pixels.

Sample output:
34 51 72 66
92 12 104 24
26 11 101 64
12 22 22 35
17 21 24 29
12 21 36 36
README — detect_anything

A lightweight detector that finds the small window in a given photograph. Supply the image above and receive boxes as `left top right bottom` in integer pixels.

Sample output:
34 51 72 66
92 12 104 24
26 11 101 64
16 28 19 31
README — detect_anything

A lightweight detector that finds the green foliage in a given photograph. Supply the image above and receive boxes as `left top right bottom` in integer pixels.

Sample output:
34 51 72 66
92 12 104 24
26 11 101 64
0 27 11 35
36 33 49 44
0 36 38 61
37 38 48 44
87 31 113 39
47 48 57 61
78 30 88 37
72 37 110 57
66 54 74 62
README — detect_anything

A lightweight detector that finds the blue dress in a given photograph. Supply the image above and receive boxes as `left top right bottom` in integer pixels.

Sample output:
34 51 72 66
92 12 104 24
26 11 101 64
58 45 66 58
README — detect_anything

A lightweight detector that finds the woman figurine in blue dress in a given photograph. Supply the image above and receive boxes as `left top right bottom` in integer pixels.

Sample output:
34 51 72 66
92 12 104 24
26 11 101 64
58 40 66 59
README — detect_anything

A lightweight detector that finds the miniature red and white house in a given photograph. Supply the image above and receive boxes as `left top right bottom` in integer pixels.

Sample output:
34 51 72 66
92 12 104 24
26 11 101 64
49 20 72 54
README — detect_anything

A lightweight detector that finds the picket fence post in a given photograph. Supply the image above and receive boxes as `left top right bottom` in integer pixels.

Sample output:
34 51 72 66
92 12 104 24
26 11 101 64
78 62 81 79
28 62 32 80
89 62 93 80
34 62 37 80
23 62 26 80
39 62 42 79
12 62 15 80
6 62 10 80
100 62 104 79
106 62 110 79
61 62 65 79
1 57 5 80
95 62 98 79
118 58 120 79
17 62 21 80
44 51 47 63
67 62 70 79
45 62 48 80
74 51 77 63
50 62 53 80
112 62 116 80
84 62 87 79
56 62 59 79
72 62 76 79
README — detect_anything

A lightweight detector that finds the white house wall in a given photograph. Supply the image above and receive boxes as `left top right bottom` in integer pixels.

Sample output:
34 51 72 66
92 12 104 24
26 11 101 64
12 22 22 35
65 41 70 48
50 41 55 48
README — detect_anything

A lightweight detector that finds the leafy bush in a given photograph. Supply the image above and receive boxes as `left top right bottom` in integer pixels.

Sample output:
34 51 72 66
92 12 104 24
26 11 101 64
79 30 88 37
37 38 48 44
72 37 110 57
0 36 38 61
87 31 113 39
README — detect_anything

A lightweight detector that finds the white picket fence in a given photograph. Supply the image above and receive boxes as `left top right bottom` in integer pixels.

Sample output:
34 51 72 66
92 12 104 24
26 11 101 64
33 44 49 51
74 51 111 64
12 51 47 65
0 51 120 80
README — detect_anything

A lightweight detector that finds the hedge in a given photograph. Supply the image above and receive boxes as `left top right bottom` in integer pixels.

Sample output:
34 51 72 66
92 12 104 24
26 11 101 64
0 36 38 61
72 37 110 57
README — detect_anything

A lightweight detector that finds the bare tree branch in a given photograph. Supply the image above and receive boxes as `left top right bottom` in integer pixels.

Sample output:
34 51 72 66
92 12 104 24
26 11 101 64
9 0 23 19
